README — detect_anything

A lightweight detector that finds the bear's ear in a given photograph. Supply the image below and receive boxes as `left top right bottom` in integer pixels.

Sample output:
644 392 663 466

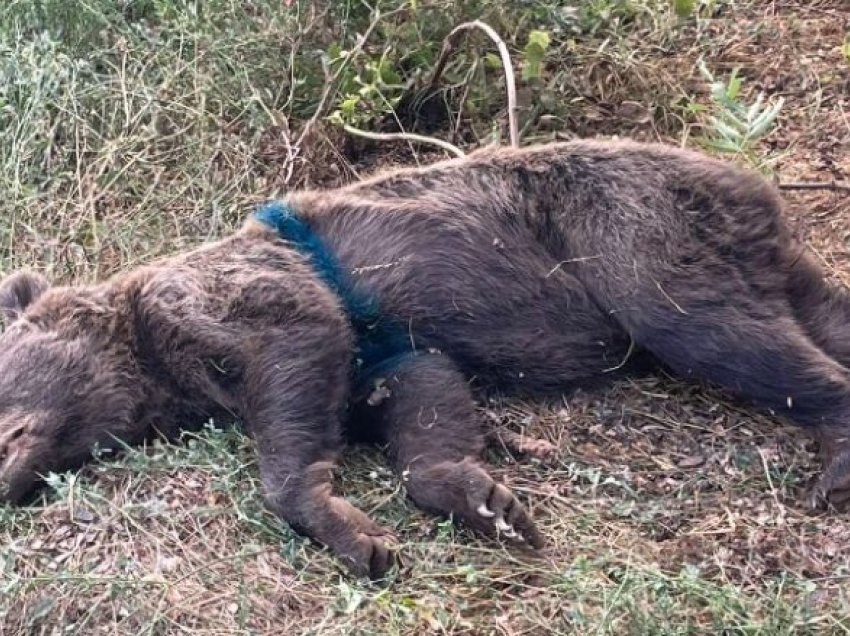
0 270 51 325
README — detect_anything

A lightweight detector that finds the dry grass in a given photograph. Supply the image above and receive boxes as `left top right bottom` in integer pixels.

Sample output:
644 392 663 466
2 0 850 634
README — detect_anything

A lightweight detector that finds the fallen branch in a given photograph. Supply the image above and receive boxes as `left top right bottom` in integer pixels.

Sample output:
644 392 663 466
428 20 518 147
777 181 850 193
343 125 465 158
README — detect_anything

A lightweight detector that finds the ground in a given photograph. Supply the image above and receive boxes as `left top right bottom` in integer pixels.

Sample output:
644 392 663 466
1 1 850 634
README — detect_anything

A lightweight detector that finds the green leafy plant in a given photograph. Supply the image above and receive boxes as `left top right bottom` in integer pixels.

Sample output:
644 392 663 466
328 47 406 127
522 29 551 81
696 60 785 170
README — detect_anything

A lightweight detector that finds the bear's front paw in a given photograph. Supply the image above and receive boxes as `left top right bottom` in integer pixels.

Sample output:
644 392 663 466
269 461 398 580
341 532 395 580
326 495 397 579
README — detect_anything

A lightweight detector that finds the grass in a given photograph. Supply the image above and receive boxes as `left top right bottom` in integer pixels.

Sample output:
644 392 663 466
2 0 850 633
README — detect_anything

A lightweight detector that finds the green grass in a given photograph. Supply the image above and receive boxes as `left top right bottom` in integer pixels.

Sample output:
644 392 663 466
4 406 850 634
2 0 850 633
0 0 697 278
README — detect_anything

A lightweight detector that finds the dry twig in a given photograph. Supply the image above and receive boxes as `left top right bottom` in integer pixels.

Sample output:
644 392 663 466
342 125 465 158
427 20 519 147
777 181 850 193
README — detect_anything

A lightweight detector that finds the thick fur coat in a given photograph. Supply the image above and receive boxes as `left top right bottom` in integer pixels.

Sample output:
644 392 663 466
2 139 849 578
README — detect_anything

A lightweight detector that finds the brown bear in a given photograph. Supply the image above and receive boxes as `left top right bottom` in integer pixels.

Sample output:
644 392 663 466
1 138 850 579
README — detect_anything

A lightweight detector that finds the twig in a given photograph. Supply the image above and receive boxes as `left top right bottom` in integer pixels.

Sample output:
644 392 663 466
343 125 465 158
777 181 850 193
428 20 519 147
451 58 478 144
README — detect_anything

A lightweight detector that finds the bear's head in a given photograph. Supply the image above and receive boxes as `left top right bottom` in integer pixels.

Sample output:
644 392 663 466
0 271 139 504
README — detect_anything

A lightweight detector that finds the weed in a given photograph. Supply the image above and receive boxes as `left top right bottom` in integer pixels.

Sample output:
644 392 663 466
694 59 785 171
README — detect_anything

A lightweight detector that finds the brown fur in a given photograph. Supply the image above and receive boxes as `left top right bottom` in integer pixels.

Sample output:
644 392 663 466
2 139 850 578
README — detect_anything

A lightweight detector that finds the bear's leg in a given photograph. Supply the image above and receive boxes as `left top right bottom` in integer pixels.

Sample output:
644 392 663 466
351 353 545 548
624 307 850 506
787 250 850 369
244 330 395 580
811 427 850 506
783 251 850 504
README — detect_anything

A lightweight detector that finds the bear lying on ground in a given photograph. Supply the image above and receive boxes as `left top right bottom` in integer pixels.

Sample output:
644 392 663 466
2 138 850 579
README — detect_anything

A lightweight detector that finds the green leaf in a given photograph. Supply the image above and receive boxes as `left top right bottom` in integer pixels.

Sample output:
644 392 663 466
726 67 742 101
484 52 502 69
522 29 551 81
672 0 696 18
709 116 744 142
377 58 401 86
745 92 765 123
841 35 850 62
715 107 748 131
527 29 551 51
748 98 783 138
340 95 359 117
706 138 744 153
327 42 343 63
683 100 706 115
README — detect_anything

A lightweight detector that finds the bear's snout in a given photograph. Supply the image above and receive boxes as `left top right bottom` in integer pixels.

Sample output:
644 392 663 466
0 446 39 505
0 414 49 505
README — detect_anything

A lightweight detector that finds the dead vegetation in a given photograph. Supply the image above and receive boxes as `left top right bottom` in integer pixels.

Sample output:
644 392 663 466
1 0 850 634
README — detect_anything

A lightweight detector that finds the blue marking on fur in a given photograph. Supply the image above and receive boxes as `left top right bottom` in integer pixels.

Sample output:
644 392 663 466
253 201 413 377
253 201 375 318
